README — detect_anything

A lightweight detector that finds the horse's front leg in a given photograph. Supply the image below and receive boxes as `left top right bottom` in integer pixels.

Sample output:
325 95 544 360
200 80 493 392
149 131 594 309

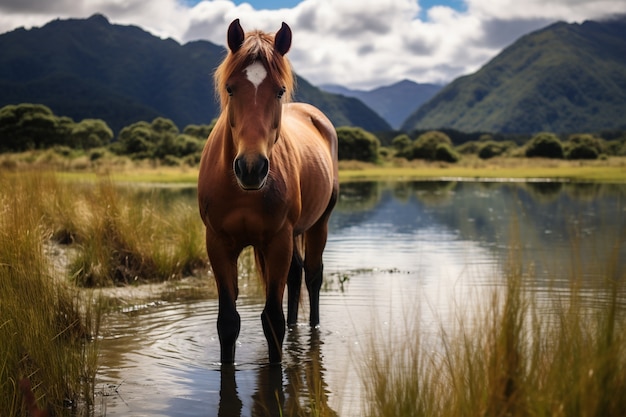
206 232 241 364
260 231 293 363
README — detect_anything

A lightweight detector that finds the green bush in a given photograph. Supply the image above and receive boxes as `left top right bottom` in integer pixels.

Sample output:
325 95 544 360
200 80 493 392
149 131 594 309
0 103 72 151
391 134 412 154
435 143 461 163
525 132 564 158
70 119 113 149
405 131 457 162
567 144 599 160
565 134 602 160
456 141 482 155
478 141 516 159
337 126 380 163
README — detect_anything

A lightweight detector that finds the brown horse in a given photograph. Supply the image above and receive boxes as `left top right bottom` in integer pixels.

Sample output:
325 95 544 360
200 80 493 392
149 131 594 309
198 19 338 364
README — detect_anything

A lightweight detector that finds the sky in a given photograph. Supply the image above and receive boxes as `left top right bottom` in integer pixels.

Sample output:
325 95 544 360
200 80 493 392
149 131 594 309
0 0 624 90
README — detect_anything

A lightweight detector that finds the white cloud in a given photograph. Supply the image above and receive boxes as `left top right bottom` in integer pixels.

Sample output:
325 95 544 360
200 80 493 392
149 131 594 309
0 0 624 89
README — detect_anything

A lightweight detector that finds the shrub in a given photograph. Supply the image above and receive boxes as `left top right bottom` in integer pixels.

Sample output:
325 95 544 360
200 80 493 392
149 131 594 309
567 144 599 160
406 131 457 162
525 132 564 158
391 134 412 154
337 126 380 163
435 143 461 163
457 141 482 155
478 141 516 159
565 134 602 160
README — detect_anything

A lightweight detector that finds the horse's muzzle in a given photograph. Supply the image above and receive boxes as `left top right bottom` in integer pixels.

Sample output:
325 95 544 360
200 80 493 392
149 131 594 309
234 154 269 190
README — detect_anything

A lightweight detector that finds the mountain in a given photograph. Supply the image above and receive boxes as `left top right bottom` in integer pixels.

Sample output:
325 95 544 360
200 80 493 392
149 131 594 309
321 80 442 129
402 17 626 134
0 14 390 133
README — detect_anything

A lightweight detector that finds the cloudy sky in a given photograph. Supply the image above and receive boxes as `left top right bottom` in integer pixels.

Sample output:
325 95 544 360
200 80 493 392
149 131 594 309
0 0 624 89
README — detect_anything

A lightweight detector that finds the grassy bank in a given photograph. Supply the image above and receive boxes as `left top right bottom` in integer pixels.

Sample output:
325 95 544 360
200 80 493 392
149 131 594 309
0 170 209 415
4 152 625 184
0 172 102 416
338 156 626 183
361 236 626 417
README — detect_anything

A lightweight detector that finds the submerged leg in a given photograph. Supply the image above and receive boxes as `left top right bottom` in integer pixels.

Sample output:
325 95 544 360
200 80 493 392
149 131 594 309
207 233 241 364
260 233 292 363
305 187 337 327
262 289 287 363
218 292 241 364
304 218 331 327
287 248 303 326
305 265 323 327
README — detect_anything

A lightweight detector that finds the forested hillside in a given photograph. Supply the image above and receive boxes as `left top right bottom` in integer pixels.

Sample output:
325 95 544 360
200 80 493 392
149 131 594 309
0 14 390 133
402 17 626 134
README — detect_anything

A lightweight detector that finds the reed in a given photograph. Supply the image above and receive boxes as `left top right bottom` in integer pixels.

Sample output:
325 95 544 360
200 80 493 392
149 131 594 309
0 171 102 416
361 234 626 417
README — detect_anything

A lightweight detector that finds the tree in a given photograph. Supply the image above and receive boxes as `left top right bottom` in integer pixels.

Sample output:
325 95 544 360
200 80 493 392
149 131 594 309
336 126 380 162
0 103 71 151
478 141 515 159
565 133 602 160
406 131 458 162
525 132 564 158
391 134 412 154
70 119 113 149
183 121 215 140
116 121 156 156
435 143 461 163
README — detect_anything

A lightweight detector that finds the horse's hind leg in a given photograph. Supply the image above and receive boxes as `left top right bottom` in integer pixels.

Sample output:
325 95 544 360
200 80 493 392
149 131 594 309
304 218 330 327
287 243 303 326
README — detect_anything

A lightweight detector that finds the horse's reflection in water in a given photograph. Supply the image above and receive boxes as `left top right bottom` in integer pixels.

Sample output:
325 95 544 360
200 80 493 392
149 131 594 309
218 327 337 417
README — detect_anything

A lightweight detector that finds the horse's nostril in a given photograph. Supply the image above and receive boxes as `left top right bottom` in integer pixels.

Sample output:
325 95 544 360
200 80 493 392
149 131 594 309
234 155 269 190
234 157 245 178
257 156 269 178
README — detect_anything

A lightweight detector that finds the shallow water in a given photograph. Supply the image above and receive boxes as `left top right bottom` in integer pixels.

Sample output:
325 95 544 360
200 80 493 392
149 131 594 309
95 180 626 416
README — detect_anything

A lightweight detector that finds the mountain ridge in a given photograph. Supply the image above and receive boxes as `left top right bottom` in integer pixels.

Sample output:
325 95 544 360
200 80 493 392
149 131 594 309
321 80 442 129
401 17 626 134
0 14 390 133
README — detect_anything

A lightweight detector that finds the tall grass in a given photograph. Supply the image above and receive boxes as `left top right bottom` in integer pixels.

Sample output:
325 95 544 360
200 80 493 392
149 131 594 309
1 169 207 416
3 170 207 287
362 235 626 417
65 179 206 286
0 171 102 416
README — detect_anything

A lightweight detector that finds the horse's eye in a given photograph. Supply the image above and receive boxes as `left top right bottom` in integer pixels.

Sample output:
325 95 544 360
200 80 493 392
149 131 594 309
277 86 286 100
226 85 233 97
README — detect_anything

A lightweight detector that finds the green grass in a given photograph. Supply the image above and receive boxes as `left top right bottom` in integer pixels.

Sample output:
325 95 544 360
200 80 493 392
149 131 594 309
361 233 626 417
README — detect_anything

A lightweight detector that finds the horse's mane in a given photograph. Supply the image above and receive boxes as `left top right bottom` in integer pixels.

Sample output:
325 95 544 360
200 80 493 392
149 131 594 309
214 29 295 111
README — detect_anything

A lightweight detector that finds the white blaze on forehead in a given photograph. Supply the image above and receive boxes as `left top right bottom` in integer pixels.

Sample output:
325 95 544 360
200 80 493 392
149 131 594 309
244 61 267 89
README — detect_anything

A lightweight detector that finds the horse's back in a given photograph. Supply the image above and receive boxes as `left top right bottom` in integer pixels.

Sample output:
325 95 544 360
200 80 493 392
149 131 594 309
280 102 338 234
283 102 338 163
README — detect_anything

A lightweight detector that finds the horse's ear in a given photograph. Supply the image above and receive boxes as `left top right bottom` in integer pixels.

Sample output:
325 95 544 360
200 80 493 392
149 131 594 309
274 22 291 56
227 19 245 54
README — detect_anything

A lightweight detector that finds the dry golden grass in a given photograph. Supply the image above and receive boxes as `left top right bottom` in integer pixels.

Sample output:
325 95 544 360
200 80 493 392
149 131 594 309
339 156 626 183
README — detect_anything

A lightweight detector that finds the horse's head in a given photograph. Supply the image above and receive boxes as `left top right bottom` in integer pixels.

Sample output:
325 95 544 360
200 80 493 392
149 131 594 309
215 19 294 190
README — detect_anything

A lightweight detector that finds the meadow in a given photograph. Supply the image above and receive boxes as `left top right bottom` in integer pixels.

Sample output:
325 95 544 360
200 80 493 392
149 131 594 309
1 165 625 416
